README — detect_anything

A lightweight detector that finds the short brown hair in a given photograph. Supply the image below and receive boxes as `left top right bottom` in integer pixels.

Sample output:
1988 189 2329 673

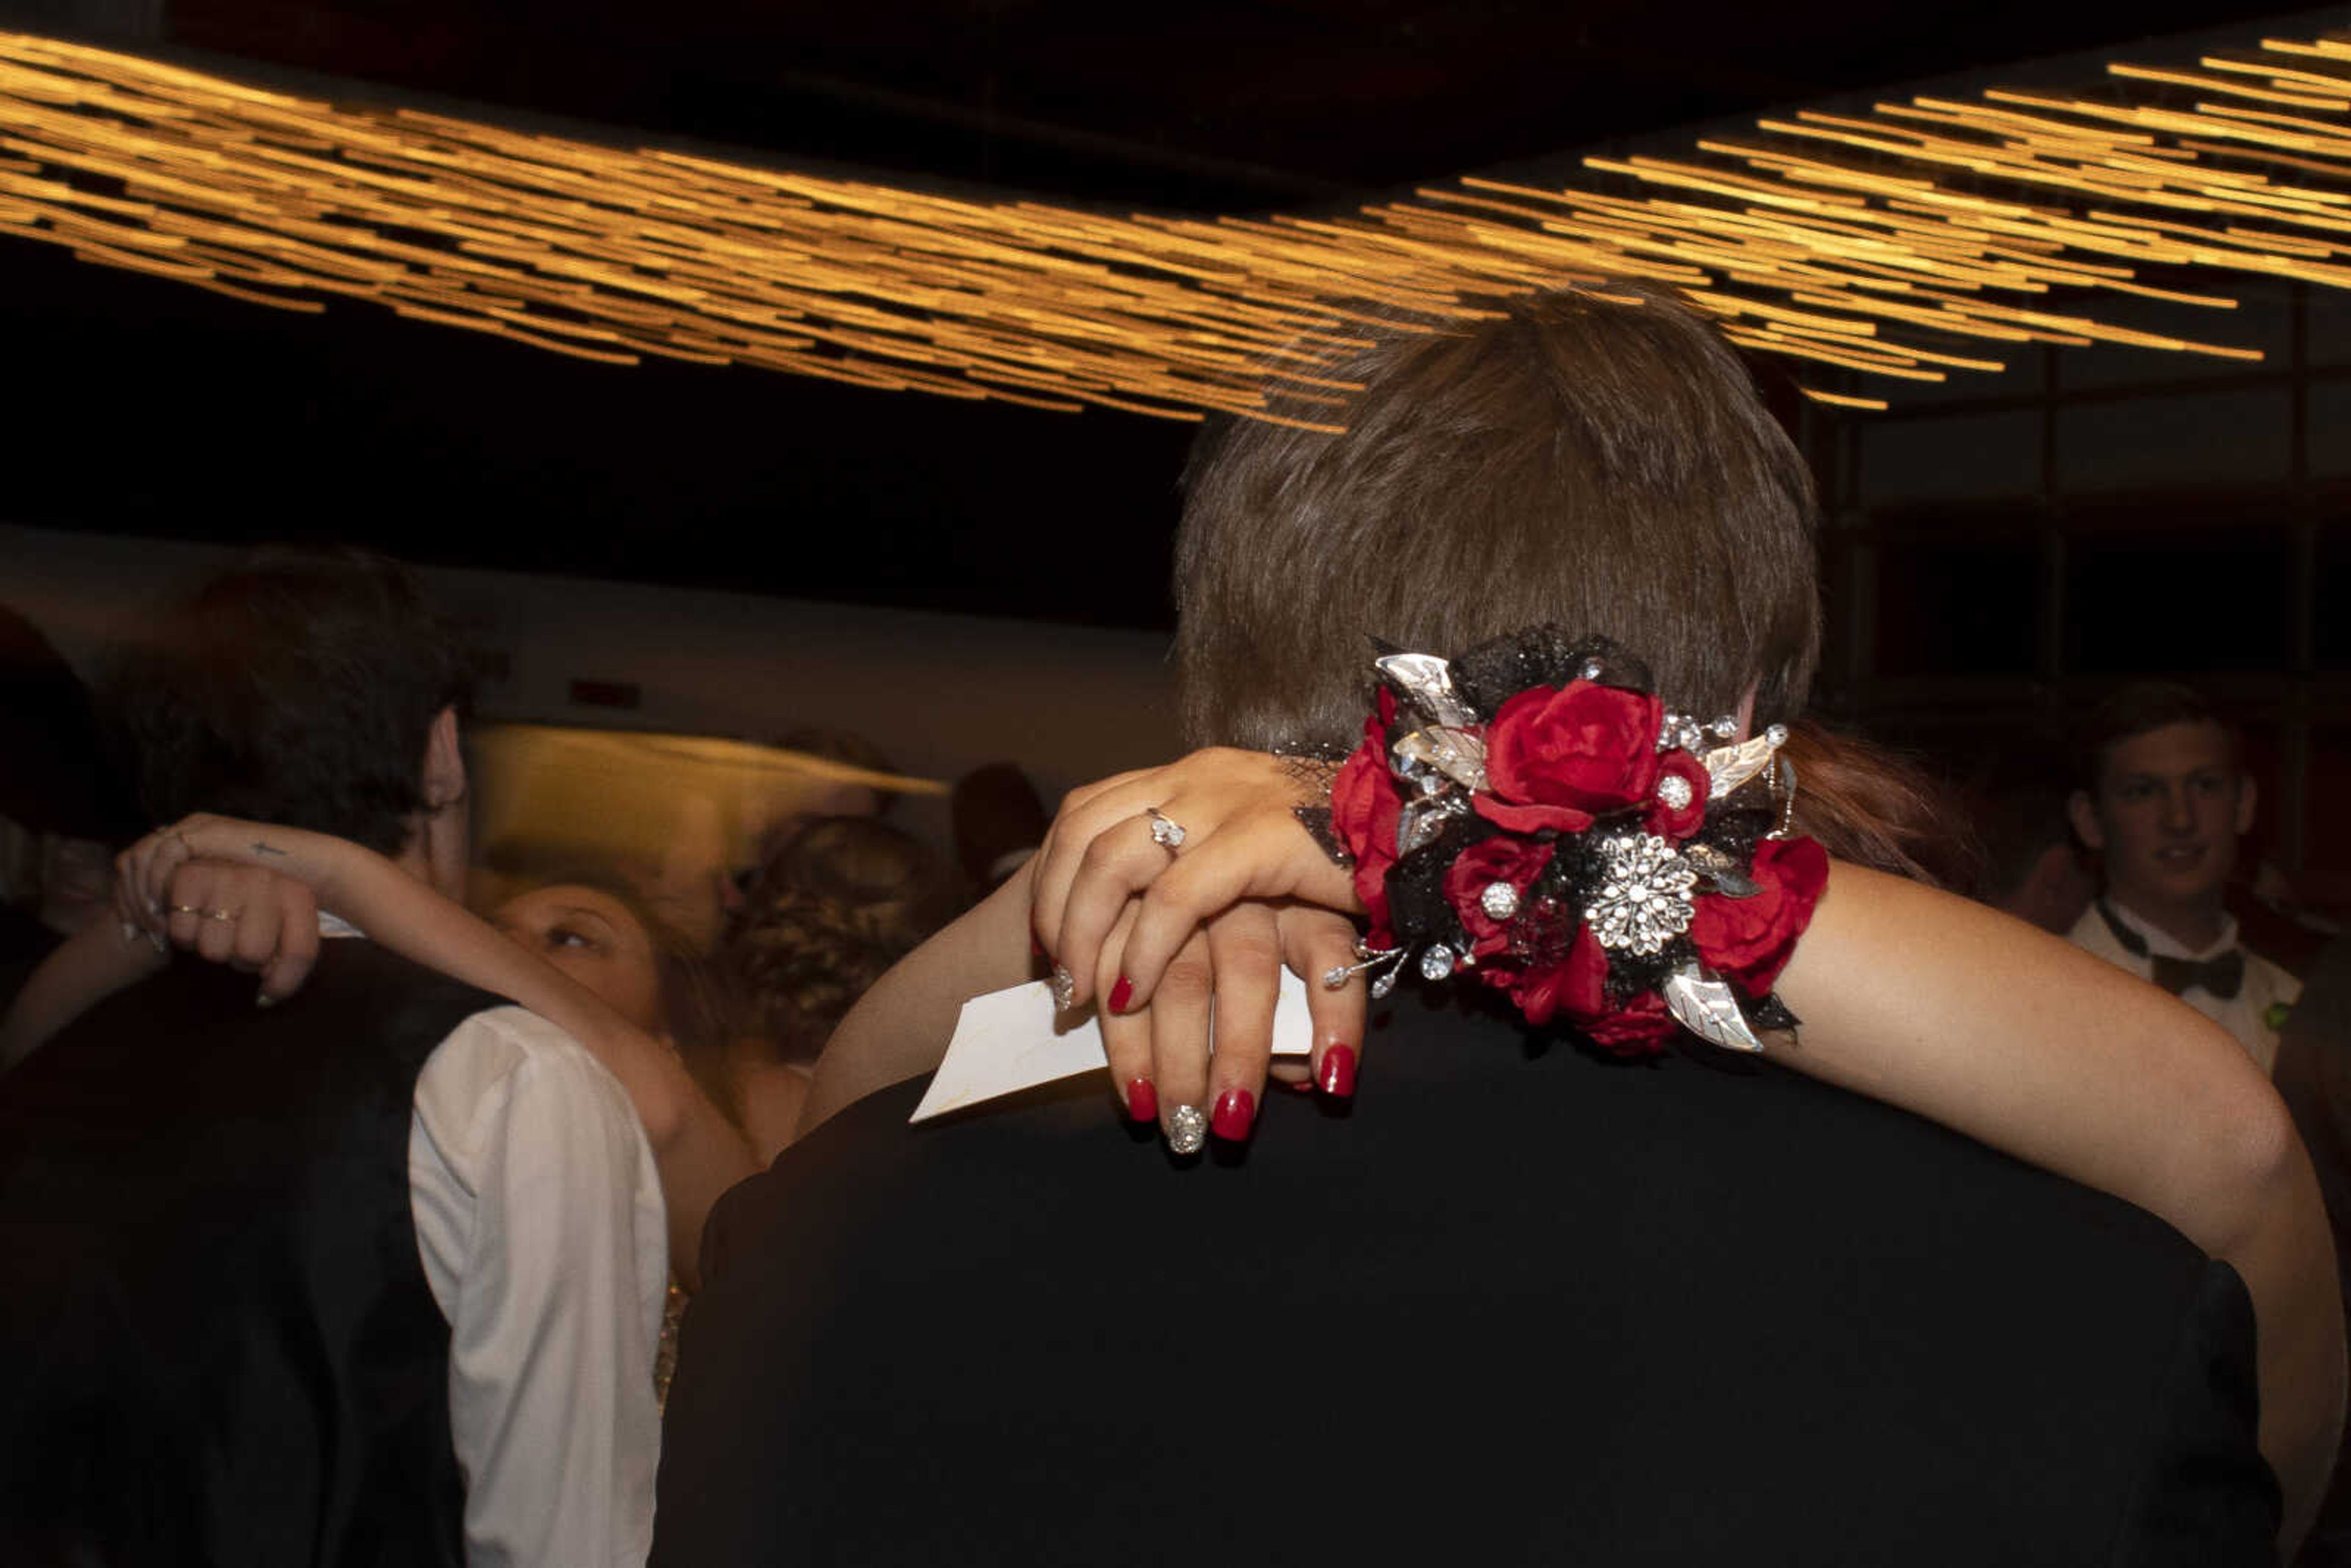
2075 682 2241 796
1173 287 1820 751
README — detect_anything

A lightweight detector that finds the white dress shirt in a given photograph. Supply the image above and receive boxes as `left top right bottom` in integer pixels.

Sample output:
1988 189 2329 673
408 1002 669 1568
2067 900 2301 1074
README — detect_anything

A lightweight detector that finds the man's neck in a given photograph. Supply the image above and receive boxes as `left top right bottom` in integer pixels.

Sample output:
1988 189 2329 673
2107 890 2229 955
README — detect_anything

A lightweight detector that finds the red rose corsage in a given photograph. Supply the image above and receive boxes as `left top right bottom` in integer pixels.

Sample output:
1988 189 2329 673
1320 628 1823 1057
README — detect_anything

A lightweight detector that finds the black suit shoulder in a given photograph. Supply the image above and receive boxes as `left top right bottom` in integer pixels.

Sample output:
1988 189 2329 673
661 998 2278 1567
2 938 511 1114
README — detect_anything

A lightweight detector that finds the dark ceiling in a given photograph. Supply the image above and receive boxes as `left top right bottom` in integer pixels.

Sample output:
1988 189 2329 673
0 0 2322 627
151 0 2319 211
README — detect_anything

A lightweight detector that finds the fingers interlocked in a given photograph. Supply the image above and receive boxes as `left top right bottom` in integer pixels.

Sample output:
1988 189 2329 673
1029 750 1383 1157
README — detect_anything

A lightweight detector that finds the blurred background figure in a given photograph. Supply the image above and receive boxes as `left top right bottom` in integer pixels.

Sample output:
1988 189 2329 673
467 726 970 1165
720 815 964 1161
0 601 143 1004
768 727 898 823
1963 746 2096 935
730 726 907 926
2066 683 2303 1071
485 874 750 1405
469 722 941 951
490 875 744 1127
950 761 1051 894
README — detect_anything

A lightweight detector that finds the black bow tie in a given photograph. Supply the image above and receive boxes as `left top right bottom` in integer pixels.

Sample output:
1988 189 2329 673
2096 902 2246 1000
2150 950 2246 1000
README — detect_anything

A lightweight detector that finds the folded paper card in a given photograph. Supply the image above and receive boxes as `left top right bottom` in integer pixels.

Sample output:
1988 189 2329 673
910 967 1318 1122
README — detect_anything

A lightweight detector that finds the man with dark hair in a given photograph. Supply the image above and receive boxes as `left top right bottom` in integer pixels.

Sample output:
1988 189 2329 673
2066 681 2300 1071
0 550 665 1566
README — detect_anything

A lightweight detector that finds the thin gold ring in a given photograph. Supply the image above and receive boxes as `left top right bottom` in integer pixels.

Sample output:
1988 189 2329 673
169 902 237 923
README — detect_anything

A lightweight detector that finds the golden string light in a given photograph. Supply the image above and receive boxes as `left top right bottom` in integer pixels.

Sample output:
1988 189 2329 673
7 28 2351 419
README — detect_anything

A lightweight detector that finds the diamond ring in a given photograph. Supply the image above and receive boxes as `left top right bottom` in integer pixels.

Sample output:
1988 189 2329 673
1144 806 1187 852
1165 1103 1207 1155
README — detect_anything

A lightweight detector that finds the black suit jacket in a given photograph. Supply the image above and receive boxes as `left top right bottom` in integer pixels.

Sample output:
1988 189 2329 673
657 994 2279 1567
0 942 495 1567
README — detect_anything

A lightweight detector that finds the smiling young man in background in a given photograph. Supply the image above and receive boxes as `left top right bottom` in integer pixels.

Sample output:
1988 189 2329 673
2068 682 2301 1071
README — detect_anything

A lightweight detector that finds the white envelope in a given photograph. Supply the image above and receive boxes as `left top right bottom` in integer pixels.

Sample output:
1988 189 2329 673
909 967 1319 1122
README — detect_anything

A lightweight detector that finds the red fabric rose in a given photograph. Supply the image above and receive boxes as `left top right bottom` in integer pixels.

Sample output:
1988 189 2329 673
1642 749 1710 840
1578 991 1678 1057
1472 792 1593 836
1330 710 1403 932
1686 835 1829 997
1489 922 1610 1027
1480 680 1663 833
1441 837 1555 956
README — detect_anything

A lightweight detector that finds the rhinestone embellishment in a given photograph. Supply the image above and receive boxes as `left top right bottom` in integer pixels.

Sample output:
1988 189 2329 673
1480 880 1521 921
1419 943 1458 981
1166 1104 1207 1155
1655 773 1694 811
1588 832 1698 955
1046 964 1076 1011
1659 710 1712 753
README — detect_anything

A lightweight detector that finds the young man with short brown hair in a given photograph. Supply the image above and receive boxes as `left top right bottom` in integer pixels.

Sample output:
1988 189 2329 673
2067 682 2300 1070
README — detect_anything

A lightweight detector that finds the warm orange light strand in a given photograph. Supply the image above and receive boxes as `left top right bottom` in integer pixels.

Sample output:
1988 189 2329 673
5 28 2351 416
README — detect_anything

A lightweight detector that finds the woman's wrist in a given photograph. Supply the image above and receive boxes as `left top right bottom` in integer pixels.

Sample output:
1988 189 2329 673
298 832 369 920
231 823 368 919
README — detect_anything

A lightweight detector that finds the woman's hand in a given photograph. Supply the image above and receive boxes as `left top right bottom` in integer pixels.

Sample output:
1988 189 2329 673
1091 901 1367 1144
114 816 337 1003
116 813 348 934
1030 749 1371 1144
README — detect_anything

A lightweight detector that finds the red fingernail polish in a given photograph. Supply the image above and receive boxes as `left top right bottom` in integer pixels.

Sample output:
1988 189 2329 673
1125 1077 1158 1122
1211 1088 1256 1141
1318 1045 1358 1098
1108 975 1134 1013
1030 934 1044 958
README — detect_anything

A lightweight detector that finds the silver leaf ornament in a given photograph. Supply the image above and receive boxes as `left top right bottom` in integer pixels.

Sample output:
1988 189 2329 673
1395 793 1464 856
1375 652 1478 729
1393 726 1490 793
1662 964 1766 1053
1698 729 1785 800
